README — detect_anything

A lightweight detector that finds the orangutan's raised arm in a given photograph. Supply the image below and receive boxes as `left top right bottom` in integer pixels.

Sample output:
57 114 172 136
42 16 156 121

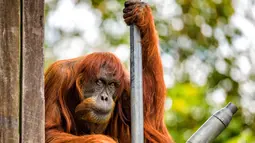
123 1 173 142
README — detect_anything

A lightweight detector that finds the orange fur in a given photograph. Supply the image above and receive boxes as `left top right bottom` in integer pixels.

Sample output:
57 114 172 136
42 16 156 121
45 4 173 143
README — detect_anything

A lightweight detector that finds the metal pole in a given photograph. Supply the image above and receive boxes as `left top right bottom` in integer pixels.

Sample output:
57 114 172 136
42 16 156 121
186 103 238 143
128 0 144 143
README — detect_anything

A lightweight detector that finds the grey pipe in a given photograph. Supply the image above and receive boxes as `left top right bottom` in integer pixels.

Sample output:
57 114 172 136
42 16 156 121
186 102 238 143
130 17 144 143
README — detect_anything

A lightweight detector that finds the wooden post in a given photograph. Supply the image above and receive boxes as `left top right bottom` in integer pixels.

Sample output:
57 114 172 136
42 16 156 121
21 0 45 142
0 0 45 142
128 0 144 143
0 0 20 142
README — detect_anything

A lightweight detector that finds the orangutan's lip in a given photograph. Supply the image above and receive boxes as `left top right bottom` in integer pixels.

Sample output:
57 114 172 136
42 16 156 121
93 108 111 115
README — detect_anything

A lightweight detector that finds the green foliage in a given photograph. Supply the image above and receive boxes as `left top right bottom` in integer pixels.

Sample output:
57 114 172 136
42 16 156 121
166 83 209 142
162 1 255 142
44 0 255 142
166 83 255 142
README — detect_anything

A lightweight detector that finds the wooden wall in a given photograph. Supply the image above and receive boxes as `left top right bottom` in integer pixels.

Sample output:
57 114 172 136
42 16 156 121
0 0 45 142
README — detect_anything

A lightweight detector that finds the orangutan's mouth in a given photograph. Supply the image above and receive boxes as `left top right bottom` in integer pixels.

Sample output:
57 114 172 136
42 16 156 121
93 108 111 116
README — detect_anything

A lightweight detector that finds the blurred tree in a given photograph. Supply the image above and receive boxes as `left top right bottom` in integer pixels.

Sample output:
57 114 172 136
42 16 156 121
44 0 255 142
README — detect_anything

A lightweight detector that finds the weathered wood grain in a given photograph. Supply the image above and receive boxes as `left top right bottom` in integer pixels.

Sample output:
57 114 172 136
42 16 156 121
21 0 45 142
0 0 20 142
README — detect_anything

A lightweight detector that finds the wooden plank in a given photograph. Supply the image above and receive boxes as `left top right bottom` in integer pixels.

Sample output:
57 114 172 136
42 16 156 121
21 0 45 142
0 0 20 142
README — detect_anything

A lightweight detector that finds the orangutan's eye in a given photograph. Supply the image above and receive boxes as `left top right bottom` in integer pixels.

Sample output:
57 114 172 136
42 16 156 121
109 82 115 88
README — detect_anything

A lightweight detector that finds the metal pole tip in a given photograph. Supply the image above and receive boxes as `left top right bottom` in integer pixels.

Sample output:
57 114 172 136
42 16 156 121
226 102 238 115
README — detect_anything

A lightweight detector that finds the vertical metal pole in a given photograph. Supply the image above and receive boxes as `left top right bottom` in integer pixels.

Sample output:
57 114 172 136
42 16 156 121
129 0 144 142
